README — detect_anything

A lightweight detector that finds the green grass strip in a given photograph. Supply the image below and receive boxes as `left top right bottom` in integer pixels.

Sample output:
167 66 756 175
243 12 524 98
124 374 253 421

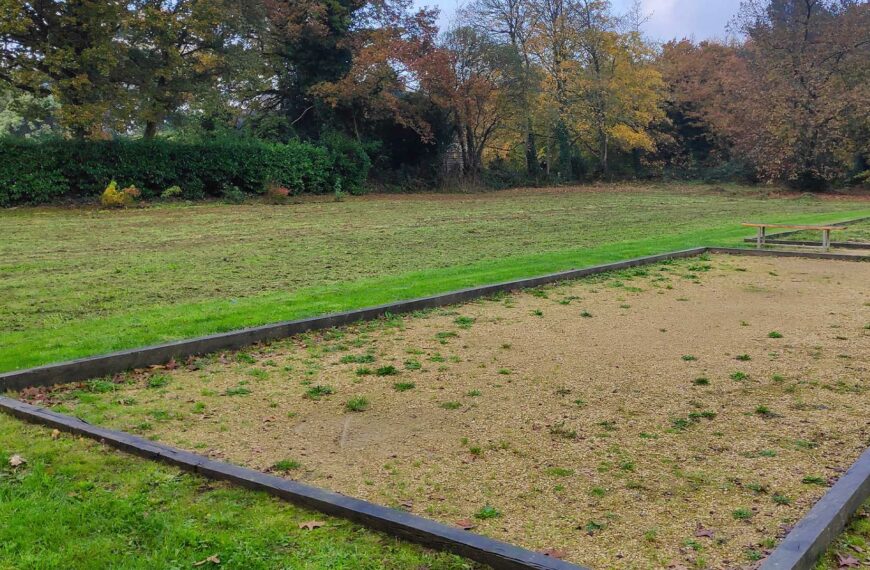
1 209 867 372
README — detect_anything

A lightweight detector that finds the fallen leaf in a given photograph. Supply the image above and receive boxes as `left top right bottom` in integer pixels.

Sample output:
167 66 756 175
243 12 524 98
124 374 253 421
51 429 61 439
694 523 714 538
298 520 326 530
165 357 178 370
836 553 860 568
539 548 567 559
8 454 25 467
193 554 221 566
455 519 476 530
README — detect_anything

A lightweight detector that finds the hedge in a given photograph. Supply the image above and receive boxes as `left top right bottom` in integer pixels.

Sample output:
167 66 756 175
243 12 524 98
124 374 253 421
0 137 371 206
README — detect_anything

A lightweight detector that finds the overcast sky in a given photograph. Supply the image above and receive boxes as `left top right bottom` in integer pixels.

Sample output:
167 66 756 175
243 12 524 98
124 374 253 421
417 0 743 41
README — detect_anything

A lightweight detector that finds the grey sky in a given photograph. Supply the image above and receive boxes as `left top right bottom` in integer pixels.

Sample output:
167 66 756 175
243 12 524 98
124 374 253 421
417 0 743 41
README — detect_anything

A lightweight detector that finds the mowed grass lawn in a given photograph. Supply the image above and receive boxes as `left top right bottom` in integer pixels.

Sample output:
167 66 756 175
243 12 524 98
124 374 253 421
1 183 868 372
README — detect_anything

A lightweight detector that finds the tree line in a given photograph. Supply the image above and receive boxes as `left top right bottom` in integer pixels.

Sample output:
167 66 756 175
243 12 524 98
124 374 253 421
1 0 867 190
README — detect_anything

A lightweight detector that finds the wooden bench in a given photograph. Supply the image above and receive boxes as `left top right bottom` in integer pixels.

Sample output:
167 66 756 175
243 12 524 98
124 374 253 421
742 223 847 251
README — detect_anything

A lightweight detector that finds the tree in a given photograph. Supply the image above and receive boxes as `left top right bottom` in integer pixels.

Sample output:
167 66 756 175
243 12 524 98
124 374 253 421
438 26 520 175
260 0 363 138
123 0 262 138
309 0 444 143
731 0 870 187
0 0 128 137
464 0 541 176
568 2 664 175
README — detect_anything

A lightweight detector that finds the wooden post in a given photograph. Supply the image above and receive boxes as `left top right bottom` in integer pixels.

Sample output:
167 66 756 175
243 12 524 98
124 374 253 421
822 229 831 251
756 226 766 249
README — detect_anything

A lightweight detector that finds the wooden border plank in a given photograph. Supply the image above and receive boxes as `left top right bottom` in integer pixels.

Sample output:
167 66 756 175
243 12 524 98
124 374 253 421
0 247 708 391
0 396 587 570
760 447 870 570
708 247 870 262
739 239 869 250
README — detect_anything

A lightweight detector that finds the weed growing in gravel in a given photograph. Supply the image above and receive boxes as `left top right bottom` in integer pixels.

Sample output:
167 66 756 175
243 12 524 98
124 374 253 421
375 365 398 376
404 359 422 370
772 494 792 505
693 377 710 386
393 382 415 392
730 371 748 381
475 506 501 520
768 331 783 338
440 401 462 410
580 310 593 318
340 354 375 364
801 475 827 486
147 374 170 389
546 467 574 477
454 316 475 328
549 422 577 439
304 385 334 400
732 508 753 520
736 354 752 361
345 396 369 412
681 355 697 361
224 385 251 396
273 459 301 471
584 521 604 534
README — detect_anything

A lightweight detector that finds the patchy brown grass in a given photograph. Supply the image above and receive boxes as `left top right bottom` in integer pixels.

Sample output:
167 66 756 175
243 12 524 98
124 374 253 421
32 255 870 569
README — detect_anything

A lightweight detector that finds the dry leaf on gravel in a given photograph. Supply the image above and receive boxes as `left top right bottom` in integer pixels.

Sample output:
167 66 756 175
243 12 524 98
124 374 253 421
455 519 476 530
836 553 860 568
694 524 714 538
540 548 568 559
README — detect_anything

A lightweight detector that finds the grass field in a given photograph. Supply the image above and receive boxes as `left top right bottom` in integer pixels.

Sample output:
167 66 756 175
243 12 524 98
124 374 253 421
1 183 868 372
0 414 477 570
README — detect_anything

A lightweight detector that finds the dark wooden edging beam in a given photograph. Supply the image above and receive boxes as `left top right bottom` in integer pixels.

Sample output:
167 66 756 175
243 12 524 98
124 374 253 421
0 247 709 392
739 239 869 250
760 447 870 570
708 247 870 262
0 397 586 570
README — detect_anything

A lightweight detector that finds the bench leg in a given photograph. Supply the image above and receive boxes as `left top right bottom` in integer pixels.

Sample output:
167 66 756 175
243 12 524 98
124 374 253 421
756 227 765 249
822 229 830 251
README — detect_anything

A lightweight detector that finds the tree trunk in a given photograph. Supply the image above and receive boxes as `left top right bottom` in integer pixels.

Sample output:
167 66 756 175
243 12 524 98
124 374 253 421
526 118 539 177
144 120 159 139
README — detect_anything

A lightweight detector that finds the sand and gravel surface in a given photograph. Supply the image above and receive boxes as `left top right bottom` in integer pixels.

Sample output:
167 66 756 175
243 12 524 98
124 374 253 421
27 254 870 569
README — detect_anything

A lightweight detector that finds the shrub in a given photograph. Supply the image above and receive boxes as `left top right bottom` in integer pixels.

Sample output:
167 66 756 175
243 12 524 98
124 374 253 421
264 182 290 204
100 180 136 208
0 137 371 206
161 185 182 199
